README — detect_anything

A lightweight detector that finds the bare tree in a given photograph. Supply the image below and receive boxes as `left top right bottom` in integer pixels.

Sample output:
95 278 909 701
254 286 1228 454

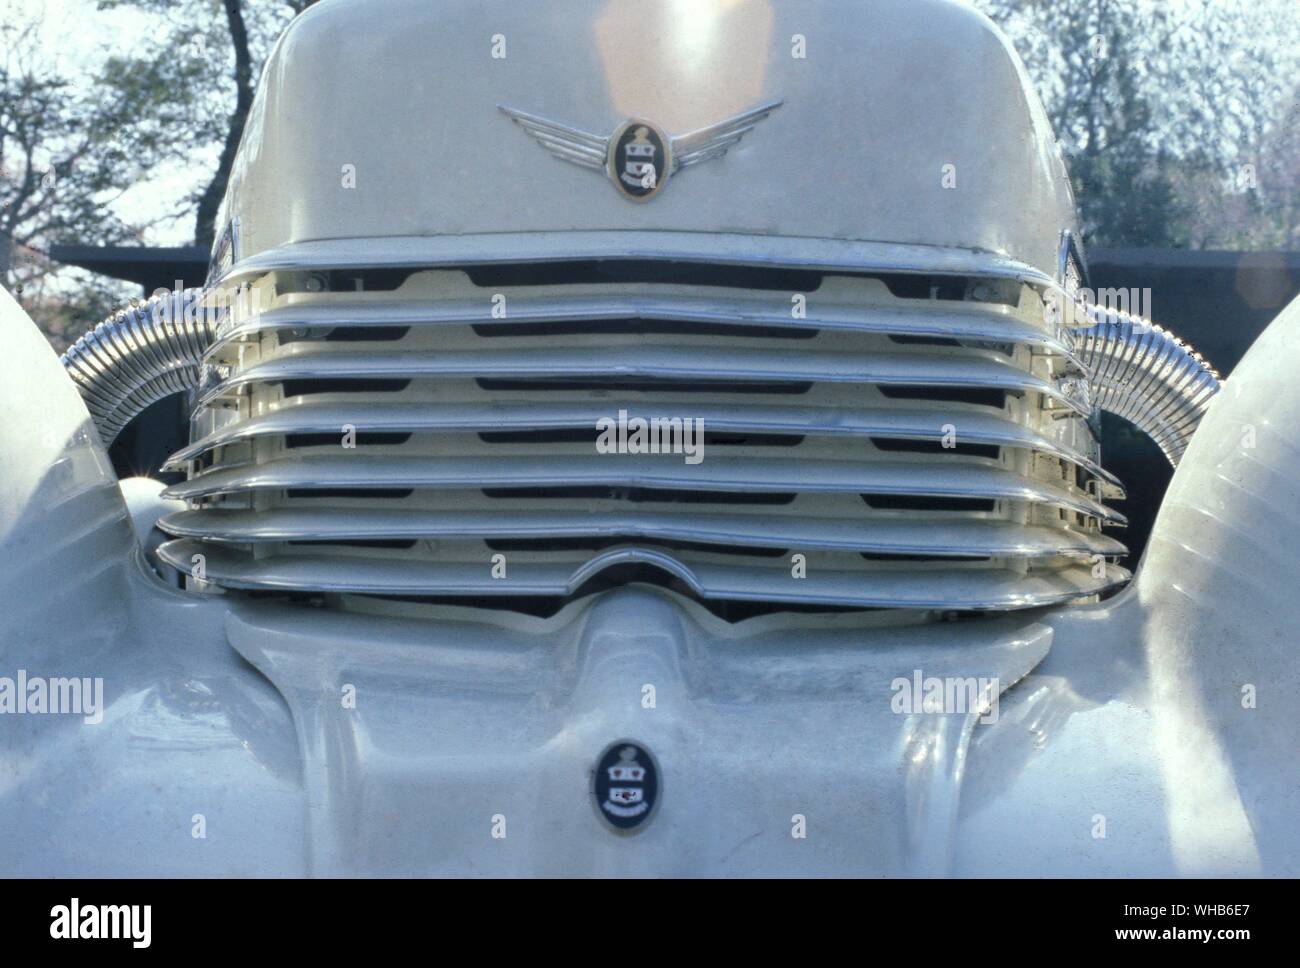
102 0 319 250
977 0 1300 249
0 17 175 293
192 0 254 251
195 1 322 248
1170 1 1300 248
976 0 1186 245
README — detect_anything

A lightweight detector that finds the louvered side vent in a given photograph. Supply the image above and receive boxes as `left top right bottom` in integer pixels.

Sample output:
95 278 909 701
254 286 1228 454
157 263 1129 618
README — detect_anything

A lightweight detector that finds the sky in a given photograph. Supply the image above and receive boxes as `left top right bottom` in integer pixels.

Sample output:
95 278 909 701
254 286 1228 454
4 0 210 247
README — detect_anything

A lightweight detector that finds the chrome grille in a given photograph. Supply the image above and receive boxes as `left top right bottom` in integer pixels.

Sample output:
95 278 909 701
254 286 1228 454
156 265 1129 614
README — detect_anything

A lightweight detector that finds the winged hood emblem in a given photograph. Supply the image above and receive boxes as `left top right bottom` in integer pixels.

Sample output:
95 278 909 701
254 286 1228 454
499 99 783 201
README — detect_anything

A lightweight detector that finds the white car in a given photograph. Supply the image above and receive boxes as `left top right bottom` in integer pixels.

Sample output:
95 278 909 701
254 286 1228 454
2 0 1295 877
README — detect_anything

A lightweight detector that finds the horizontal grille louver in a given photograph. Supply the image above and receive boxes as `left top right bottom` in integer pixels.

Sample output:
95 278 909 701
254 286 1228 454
164 454 1122 521
154 539 1126 611
164 399 1117 483
188 344 1088 413
209 291 1087 360
160 508 1125 558
160 268 1128 614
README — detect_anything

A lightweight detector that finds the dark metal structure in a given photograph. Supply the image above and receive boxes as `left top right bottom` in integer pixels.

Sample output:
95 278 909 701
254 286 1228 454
48 244 208 294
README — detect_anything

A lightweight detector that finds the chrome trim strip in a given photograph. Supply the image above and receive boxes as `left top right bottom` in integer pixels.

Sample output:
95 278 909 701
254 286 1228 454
162 454 1125 523
156 538 1130 610
207 294 1081 365
166 398 1118 484
214 233 1058 289
159 506 1127 559
192 343 1088 414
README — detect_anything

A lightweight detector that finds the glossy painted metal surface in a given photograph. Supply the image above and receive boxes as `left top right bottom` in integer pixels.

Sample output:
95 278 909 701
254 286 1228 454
216 593 1052 876
4 0 1296 878
0 288 304 876
955 293 1300 876
219 0 1078 278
